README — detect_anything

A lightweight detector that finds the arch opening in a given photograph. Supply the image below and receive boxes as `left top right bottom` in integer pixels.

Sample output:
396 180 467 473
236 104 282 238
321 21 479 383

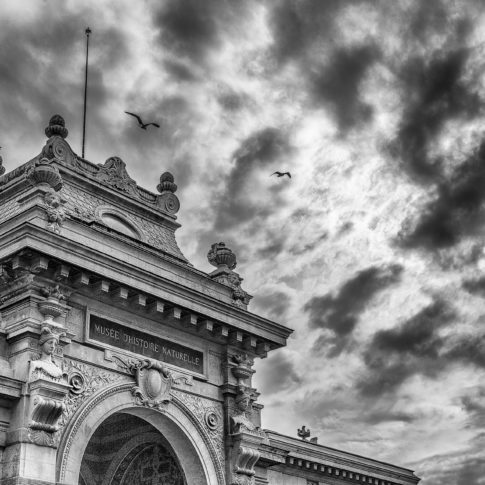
79 413 186 485
58 385 221 485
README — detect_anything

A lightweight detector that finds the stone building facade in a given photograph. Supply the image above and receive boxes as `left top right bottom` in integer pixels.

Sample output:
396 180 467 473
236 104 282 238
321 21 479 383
0 115 421 485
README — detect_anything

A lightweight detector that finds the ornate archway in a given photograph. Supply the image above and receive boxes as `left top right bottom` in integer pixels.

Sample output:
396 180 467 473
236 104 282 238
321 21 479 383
80 415 185 485
56 382 224 485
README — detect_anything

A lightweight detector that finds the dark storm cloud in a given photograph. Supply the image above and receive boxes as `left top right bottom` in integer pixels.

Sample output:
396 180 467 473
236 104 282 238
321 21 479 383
311 45 380 132
390 47 480 181
257 239 285 259
217 89 248 112
251 290 291 320
304 264 402 356
446 337 485 368
463 276 485 296
155 0 219 63
399 140 485 250
213 127 291 231
268 1 379 132
0 13 83 129
363 409 416 425
461 388 485 428
268 0 361 64
0 8 129 157
163 59 198 82
358 300 451 396
255 351 301 394
288 231 328 256
155 0 250 67
356 300 485 397
413 449 485 485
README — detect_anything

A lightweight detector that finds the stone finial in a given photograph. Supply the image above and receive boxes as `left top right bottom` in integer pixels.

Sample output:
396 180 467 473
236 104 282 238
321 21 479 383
207 242 237 270
156 171 180 215
157 172 177 194
45 114 68 139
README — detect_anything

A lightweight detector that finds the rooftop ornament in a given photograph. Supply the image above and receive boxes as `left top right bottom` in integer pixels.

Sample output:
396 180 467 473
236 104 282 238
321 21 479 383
208 242 237 271
45 114 68 139
156 171 180 215
297 425 311 440
157 172 177 194
207 243 252 308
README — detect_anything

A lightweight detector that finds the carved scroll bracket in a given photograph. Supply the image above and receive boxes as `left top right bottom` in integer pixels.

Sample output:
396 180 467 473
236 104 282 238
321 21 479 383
229 432 264 485
27 377 70 448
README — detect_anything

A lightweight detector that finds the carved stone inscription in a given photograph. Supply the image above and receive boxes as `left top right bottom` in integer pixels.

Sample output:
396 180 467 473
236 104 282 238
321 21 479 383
89 315 204 374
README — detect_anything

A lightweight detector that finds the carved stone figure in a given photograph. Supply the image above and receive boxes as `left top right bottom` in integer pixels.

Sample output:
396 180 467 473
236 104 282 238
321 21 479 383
230 388 265 437
43 189 67 234
30 327 64 382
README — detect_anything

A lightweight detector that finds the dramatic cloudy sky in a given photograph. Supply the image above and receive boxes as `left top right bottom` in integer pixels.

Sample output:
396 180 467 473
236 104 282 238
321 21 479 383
2 1 485 483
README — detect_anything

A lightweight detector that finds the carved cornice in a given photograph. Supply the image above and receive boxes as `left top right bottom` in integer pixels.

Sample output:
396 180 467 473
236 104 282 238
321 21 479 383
0 249 283 356
265 431 421 485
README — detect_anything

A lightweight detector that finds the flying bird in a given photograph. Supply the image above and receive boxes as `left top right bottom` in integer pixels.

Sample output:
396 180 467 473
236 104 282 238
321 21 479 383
124 111 160 130
271 171 291 178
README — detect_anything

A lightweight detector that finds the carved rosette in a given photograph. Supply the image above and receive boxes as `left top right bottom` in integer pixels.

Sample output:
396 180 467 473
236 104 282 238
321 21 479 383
129 359 172 410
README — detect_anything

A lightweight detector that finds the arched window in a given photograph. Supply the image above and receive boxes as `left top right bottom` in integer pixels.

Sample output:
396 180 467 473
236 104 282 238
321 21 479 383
101 213 139 239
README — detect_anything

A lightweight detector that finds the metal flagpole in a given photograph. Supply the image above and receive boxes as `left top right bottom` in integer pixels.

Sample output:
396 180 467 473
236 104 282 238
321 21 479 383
82 27 92 159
